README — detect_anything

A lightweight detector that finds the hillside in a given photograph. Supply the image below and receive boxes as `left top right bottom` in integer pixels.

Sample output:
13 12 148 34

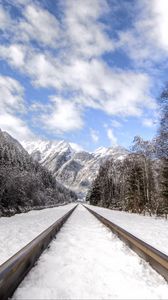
0 130 77 216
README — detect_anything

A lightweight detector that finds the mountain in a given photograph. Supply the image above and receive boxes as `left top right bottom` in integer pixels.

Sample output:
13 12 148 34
0 130 77 216
22 139 128 199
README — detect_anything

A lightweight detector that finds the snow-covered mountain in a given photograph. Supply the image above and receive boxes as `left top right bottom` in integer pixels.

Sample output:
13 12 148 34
22 139 128 198
22 140 75 173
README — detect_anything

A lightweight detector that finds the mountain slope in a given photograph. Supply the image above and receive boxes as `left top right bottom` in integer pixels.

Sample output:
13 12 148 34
0 130 77 216
22 139 128 198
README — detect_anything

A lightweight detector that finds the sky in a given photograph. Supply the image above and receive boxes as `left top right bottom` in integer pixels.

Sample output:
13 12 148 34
0 0 168 152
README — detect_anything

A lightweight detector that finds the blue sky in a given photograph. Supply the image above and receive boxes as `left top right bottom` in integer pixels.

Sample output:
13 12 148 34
0 0 168 151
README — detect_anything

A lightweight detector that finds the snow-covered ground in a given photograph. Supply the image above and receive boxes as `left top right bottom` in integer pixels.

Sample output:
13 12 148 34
0 203 76 265
13 205 168 299
86 204 168 255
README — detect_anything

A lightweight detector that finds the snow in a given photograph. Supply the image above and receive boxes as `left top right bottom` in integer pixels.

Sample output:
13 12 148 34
21 139 75 162
94 145 128 158
22 139 60 155
13 205 168 299
94 146 108 156
69 142 84 152
86 204 168 255
0 203 76 265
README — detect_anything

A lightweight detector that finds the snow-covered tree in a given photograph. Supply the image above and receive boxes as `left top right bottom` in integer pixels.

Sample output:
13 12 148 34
155 85 168 216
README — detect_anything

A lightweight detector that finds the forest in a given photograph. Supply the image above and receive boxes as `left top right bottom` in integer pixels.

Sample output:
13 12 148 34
86 86 168 217
0 131 77 216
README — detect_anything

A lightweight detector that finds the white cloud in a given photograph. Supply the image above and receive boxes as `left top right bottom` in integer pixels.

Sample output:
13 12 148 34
142 118 156 128
0 75 33 141
60 58 155 116
25 52 61 88
29 101 51 112
41 97 83 133
9 0 32 6
90 129 99 143
0 44 26 68
0 5 11 30
63 0 114 58
119 0 168 64
0 3 60 47
107 128 118 146
0 75 25 113
111 120 122 128
0 0 158 137
0 112 33 141
144 0 168 52
18 4 60 47
0 45 61 89
64 0 108 21
0 43 155 120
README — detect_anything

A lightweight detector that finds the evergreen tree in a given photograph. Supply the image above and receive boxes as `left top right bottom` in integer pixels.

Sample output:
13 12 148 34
87 177 101 206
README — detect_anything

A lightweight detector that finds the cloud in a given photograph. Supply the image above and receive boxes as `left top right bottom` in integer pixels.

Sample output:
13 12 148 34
0 45 60 88
0 75 25 113
118 0 168 64
0 75 33 141
0 44 26 68
29 101 51 112
0 5 11 30
0 0 159 137
25 52 61 88
142 0 168 52
0 112 33 141
107 128 118 146
0 42 155 121
63 0 114 58
60 58 155 116
0 2 61 47
90 129 99 143
142 118 156 128
18 3 60 47
41 97 83 133
111 120 122 128
0 44 62 89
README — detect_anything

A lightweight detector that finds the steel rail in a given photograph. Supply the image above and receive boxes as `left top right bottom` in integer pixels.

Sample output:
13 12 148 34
0 204 77 300
84 205 168 283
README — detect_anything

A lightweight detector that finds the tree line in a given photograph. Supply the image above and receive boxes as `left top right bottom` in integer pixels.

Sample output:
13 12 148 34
86 85 168 217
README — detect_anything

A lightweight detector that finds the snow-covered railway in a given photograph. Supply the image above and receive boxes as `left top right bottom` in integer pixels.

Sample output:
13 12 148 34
0 205 77 300
0 205 168 299
85 205 168 283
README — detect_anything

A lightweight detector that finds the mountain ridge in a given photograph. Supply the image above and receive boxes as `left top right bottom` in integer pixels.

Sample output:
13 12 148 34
22 138 129 198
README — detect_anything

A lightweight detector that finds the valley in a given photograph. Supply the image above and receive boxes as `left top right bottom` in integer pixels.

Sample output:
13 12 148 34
22 139 128 198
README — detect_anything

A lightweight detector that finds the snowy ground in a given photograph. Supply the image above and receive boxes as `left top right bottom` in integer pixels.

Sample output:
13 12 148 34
0 203 76 265
13 205 168 299
85 204 168 255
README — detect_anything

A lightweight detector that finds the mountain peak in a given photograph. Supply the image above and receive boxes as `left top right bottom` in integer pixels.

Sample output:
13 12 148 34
0 130 28 154
22 139 79 155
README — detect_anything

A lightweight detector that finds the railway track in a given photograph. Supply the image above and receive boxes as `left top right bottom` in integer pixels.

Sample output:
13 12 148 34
0 205 77 300
0 204 168 299
84 205 168 283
